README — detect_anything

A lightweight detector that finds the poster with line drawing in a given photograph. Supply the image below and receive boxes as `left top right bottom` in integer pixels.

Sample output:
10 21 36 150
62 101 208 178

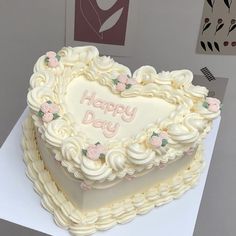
66 0 138 56
197 0 236 55
74 0 129 45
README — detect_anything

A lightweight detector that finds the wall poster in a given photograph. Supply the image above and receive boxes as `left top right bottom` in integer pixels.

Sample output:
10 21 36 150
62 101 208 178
197 0 236 55
66 0 138 56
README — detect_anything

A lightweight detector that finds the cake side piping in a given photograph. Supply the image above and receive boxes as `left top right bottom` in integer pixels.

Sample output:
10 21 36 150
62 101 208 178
22 115 204 236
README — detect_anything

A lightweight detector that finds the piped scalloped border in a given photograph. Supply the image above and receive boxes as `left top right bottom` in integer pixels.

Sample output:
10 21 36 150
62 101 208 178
27 46 221 185
22 115 204 236
27 46 221 184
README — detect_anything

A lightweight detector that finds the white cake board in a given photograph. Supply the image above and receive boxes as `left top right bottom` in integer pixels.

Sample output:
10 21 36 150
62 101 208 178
0 108 221 236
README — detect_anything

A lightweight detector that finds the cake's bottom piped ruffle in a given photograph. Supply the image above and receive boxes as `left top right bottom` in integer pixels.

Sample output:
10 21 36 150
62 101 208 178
22 116 204 236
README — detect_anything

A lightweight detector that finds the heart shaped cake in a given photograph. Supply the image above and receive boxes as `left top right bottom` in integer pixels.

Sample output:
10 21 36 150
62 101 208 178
22 46 221 235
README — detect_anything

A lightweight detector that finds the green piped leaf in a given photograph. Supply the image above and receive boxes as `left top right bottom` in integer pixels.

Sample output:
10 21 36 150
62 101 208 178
152 132 159 137
53 113 60 120
126 84 132 89
113 79 118 85
47 100 52 104
100 153 106 159
82 149 87 156
202 101 209 109
162 139 168 147
95 142 100 145
37 110 44 118
56 54 61 61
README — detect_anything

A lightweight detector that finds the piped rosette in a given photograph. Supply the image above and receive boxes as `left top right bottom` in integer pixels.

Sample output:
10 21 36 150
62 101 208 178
113 74 137 92
193 97 221 120
148 131 169 157
33 51 64 75
127 143 156 170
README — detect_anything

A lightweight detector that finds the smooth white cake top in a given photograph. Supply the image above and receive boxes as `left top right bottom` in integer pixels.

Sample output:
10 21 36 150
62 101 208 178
27 46 221 184
65 77 175 142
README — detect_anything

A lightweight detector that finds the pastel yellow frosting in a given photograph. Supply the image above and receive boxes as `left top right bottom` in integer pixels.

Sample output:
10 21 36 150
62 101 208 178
23 46 221 235
22 116 204 236
27 46 220 187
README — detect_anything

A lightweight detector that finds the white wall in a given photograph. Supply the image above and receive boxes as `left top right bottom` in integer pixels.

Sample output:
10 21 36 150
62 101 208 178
0 0 65 145
116 1 235 76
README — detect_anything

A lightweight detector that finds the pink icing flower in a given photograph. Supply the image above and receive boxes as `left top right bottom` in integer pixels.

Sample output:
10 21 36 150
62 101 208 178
48 103 59 114
150 136 162 148
80 182 91 191
87 145 100 160
159 163 166 169
159 131 168 139
42 112 53 123
208 103 220 112
46 51 57 58
125 174 135 181
40 102 51 113
206 97 220 106
48 57 59 68
116 82 126 92
118 74 128 84
127 78 137 85
185 147 195 156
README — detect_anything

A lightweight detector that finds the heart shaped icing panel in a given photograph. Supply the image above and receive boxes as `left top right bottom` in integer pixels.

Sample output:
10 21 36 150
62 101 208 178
27 46 220 183
64 76 176 142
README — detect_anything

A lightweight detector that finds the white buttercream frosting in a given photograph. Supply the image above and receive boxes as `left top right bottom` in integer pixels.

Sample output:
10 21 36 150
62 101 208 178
27 86 55 112
22 116 205 236
34 55 64 75
44 118 74 147
61 135 85 165
105 148 127 172
30 71 55 89
170 69 193 88
194 102 221 120
133 65 157 84
80 157 112 181
127 143 155 166
59 46 99 66
27 46 221 184
92 56 115 71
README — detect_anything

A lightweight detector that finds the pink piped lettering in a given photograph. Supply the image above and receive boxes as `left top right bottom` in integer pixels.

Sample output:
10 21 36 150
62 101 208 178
104 103 116 114
93 98 105 109
80 90 95 106
93 119 105 128
82 110 94 124
103 122 120 138
113 104 125 117
122 107 137 122
79 90 138 138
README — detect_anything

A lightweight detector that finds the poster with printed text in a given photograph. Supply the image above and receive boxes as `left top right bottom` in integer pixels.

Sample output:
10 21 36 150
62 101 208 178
197 0 236 55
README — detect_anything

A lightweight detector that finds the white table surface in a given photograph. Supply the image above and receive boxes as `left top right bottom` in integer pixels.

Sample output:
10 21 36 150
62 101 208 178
0 109 221 236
